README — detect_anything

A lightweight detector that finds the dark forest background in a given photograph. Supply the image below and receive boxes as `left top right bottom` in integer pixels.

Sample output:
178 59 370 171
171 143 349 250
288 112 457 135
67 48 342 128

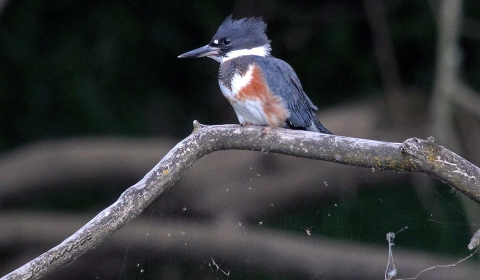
1 0 480 279
2 0 478 147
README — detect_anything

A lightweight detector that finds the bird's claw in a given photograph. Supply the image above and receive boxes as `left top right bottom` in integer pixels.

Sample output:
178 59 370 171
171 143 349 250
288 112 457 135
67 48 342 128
261 126 272 135
240 122 252 128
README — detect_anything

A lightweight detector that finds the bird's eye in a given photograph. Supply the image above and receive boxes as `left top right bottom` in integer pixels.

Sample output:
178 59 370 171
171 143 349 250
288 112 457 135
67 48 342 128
223 38 232 45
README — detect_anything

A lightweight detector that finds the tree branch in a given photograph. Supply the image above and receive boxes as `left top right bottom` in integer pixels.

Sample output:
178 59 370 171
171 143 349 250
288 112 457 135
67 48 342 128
2 121 480 280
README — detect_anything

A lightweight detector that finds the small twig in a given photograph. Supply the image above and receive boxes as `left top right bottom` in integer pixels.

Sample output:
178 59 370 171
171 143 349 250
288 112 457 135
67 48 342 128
396 247 479 280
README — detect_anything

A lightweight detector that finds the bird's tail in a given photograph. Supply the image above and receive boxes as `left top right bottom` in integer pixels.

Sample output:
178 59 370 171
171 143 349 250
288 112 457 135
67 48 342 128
309 118 333 135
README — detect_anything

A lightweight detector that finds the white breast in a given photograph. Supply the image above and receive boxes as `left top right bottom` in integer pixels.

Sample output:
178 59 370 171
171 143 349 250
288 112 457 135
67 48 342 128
218 65 270 126
220 65 253 101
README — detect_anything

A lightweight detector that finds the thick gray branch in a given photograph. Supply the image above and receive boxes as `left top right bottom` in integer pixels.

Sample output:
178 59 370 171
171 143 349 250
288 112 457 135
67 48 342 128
402 137 480 200
2 122 480 280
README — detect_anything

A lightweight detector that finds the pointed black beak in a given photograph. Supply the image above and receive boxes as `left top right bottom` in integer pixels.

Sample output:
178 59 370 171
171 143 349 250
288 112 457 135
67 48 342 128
178 45 220 58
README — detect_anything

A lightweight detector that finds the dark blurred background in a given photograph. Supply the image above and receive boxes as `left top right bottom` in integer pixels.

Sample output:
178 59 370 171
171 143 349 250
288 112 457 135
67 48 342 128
1 0 480 279
2 0 477 147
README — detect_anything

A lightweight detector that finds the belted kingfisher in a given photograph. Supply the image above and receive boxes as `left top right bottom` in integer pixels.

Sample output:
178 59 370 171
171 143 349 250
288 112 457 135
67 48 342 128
178 16 332 134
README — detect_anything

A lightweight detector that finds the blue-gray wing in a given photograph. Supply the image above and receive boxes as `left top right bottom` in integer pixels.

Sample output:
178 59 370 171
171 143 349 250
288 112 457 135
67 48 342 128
253 56 331 134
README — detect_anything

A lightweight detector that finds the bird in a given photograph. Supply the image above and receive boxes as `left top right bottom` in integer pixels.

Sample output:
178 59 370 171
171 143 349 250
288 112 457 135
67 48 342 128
178 15 332 134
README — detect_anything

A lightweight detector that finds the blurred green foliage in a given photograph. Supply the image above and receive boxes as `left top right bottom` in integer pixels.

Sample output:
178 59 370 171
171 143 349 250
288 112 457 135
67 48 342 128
0 0 479 151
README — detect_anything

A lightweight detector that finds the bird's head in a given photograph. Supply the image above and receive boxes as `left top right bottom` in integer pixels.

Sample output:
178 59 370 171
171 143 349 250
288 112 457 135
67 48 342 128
178 15 271 63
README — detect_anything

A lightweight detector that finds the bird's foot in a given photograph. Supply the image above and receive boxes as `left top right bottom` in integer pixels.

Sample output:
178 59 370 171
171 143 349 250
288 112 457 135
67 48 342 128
261 126 273 135
240 121 252 128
